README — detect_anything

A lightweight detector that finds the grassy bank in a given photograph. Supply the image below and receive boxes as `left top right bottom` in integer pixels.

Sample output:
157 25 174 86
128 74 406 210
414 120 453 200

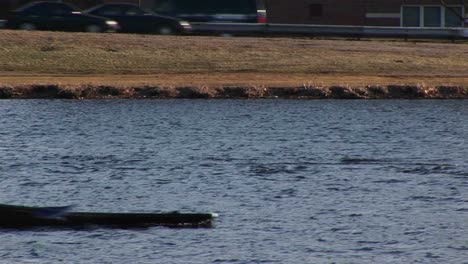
0 30 467 98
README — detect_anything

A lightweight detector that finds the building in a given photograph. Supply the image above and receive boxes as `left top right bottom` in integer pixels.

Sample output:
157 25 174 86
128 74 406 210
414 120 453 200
1 0 466 28
266 0 467 27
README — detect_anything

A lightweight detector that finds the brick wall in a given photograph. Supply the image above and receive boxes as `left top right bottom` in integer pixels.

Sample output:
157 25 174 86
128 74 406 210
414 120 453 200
266 0 467 26
266 0 367 25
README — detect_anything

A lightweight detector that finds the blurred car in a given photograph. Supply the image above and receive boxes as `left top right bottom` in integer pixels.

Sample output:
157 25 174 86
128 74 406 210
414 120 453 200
84 3 191 35
152 0 267 23
5 1 119 32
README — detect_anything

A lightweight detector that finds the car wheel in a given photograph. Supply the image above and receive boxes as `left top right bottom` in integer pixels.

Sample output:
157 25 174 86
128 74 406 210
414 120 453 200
85 25 102 33
156 25 175 35
18 23 36 30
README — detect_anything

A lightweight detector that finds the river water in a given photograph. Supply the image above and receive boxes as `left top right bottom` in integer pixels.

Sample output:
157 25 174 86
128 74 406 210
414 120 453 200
0 100 466 264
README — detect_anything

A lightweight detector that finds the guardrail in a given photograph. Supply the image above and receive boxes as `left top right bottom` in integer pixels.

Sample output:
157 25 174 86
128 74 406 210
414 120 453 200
192 22 468 40
1 19 466 39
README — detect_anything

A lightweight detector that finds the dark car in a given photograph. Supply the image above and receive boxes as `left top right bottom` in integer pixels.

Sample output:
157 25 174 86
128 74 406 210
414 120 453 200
84 3 191 35
5 1 119 32
152 0 267 23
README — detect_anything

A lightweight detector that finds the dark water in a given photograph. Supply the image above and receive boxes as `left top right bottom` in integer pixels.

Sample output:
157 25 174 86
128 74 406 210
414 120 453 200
0 100 466 264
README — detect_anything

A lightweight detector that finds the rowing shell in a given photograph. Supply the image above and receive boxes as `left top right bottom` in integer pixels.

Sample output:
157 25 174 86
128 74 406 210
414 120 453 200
0 203 217 229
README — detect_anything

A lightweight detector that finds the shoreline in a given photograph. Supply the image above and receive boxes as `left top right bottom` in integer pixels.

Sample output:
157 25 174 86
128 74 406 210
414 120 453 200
1 83 466 99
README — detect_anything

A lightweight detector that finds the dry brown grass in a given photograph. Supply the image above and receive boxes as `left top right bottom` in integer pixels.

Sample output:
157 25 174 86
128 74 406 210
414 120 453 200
0 30 467 87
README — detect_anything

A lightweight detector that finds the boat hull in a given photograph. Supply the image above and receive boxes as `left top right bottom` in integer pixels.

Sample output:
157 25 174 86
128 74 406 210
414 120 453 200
0 204 214 229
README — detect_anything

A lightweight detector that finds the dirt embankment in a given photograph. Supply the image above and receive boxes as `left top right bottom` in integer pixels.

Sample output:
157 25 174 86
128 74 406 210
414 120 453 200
1 83 466 99
0 30 467 99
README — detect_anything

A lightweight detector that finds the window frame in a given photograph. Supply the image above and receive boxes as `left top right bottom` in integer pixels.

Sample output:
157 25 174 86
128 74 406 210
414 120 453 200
401 5 465 27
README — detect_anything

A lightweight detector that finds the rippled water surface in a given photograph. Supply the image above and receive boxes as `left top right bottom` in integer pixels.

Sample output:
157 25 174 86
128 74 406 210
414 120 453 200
0 100 467 263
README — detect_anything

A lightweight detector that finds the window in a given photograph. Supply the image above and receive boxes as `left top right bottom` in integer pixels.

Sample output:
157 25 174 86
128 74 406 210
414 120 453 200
49 3 75 15
125 7 145 16
445 6 463 27
25 3 75 15
423 6 441 27
24 5 48 15
402 5 464 27
402 6 420 27
309 4 323 17
94 6 124 16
